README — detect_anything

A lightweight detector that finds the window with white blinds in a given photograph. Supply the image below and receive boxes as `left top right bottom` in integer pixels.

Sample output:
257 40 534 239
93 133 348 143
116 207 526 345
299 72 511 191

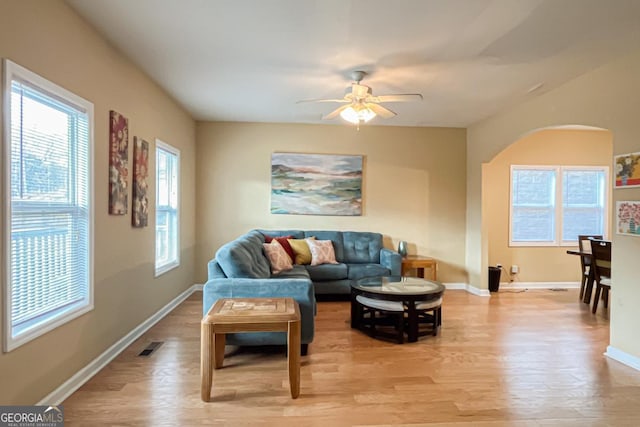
3 60 94 352
155 140 179 276
510 165 607 246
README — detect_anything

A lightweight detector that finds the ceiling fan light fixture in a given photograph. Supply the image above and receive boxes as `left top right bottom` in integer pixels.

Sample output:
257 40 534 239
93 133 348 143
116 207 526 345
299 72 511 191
340 105 376 124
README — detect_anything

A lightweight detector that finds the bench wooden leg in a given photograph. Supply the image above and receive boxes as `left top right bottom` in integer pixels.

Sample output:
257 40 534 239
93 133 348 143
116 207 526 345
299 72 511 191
288 319 301 399
396 312 404 344
407 302 419 343
433 306 442 336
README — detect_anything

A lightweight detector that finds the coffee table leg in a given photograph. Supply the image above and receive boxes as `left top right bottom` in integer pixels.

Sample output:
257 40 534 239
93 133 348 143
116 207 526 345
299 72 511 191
200 321 213 402
288 319 301 399
214 333 226 369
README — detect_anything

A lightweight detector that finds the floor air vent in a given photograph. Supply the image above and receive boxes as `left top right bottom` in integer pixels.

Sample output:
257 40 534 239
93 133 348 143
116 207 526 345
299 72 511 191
138 341 163 356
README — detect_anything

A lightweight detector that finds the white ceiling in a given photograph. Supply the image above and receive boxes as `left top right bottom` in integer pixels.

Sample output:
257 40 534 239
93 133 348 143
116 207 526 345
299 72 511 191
66 0 640 127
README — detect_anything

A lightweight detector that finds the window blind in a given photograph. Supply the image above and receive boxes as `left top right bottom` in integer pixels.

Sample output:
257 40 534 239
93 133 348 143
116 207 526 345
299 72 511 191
155 142 179 275
510 165 607 246
511 168 556 242
8 76 91 340
562 169 606 241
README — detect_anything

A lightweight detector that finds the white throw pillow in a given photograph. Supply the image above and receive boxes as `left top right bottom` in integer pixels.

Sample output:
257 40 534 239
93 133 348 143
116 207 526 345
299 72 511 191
262 239 294 274
307 239 339 266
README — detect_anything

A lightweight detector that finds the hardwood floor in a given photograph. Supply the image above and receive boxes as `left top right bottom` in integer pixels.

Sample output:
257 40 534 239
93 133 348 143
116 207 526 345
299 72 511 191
63 289 640 426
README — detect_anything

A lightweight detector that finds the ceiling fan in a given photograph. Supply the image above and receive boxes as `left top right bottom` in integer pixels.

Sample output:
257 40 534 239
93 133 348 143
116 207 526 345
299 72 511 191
297 70 423 127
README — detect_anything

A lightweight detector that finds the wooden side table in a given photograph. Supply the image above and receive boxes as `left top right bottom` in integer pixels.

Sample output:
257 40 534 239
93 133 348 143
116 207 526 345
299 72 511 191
200 297 301 401
401 256 438 281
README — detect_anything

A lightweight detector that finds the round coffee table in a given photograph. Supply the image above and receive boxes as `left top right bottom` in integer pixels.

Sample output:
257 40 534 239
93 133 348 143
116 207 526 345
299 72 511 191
350 276 445 343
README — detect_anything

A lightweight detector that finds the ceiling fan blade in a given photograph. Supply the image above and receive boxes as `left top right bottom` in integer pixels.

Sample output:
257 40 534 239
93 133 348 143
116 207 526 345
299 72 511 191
367 103 396 119
323 104 351 120
369 94 423 103
296 98 349 104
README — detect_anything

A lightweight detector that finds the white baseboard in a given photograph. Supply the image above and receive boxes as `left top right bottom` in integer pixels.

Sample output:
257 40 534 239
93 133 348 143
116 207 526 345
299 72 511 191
444 282 491 297
499 281 580 290
37 284 202 405
605 345 640 372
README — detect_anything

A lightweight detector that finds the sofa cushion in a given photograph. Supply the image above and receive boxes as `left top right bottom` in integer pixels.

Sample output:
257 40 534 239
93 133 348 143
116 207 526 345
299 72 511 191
208 259 227 279
304 231 344 261
288 238 314 265
307 239 339 266
262 240 294 274
215 231 271 278
305 263 348 281
272 264 311 280
347 263 390 280
343 232 382 263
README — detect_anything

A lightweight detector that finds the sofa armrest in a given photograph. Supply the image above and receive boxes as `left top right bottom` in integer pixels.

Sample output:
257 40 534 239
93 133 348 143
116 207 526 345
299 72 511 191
207 258 227 279
202 277 316 342
380 248 402 279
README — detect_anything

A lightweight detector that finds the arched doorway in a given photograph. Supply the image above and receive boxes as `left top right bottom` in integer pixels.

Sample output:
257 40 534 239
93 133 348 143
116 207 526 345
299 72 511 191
482 126 612 289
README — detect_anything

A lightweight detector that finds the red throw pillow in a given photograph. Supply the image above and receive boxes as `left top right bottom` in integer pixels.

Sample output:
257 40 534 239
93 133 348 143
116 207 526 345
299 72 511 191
264 234 295 262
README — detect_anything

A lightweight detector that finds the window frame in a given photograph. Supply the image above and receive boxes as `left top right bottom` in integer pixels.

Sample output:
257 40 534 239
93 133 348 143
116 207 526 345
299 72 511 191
509 164 609 247
154 139 180 276
2 59 94 352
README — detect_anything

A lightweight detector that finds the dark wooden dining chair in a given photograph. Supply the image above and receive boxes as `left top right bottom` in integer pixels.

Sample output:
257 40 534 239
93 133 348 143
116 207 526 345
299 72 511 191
589 239 612 314
577 235 602 302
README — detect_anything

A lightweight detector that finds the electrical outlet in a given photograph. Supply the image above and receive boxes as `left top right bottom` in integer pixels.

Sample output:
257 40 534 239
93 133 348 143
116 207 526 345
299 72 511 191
510 265 519 274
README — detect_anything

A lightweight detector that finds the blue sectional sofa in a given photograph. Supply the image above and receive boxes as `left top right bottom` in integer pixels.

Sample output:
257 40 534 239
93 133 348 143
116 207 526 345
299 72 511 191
202 229 401 350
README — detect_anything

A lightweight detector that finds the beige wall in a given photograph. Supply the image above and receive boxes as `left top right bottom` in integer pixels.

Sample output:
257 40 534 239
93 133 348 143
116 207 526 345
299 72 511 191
467 50 640 359
486 129 612 283
0 1 196 404
196 122 467 284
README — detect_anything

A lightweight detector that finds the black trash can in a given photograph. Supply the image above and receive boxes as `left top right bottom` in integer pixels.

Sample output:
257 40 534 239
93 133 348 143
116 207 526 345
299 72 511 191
488 266 501 292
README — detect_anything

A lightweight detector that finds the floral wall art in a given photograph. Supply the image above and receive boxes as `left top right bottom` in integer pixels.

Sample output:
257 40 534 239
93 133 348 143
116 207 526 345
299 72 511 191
109 110 129 214
132 137 149 227
614 151 640 188
271 152 363 216
617 201 640 237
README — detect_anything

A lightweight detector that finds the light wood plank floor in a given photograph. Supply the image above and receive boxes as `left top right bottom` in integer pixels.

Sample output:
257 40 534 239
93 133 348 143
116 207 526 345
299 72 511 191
63 289 640 426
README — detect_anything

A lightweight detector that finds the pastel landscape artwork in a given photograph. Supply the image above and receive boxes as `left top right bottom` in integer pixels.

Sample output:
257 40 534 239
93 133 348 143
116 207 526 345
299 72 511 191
271 153 363 216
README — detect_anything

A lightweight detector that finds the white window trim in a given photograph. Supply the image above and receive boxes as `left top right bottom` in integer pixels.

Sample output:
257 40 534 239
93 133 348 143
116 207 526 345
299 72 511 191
509 164 609 247
2 59 94 352
154 139 180 277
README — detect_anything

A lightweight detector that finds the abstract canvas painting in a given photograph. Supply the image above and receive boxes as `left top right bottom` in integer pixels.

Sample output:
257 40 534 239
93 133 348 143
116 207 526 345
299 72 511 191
132 137 149 227
109 110 128 214
271 153 363 216
617 201 640 237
